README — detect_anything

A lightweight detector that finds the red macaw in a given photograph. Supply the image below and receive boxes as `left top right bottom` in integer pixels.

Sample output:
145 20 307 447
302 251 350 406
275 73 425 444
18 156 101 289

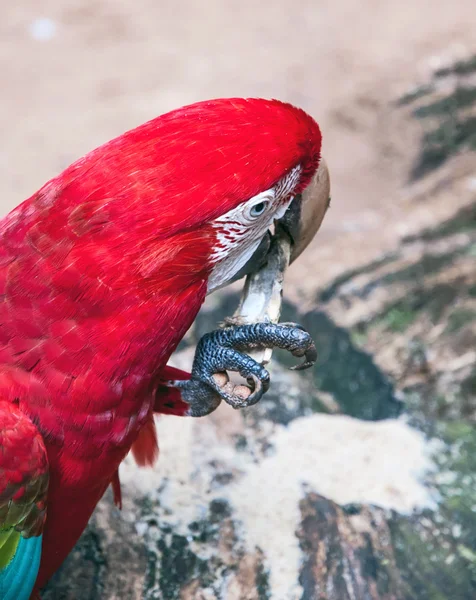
0 97 321 598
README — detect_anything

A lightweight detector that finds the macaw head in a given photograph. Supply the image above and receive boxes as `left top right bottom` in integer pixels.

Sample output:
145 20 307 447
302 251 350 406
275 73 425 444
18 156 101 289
31 97 322 296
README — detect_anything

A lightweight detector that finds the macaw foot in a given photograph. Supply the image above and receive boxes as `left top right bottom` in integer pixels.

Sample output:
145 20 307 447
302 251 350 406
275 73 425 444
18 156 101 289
170 322 316 417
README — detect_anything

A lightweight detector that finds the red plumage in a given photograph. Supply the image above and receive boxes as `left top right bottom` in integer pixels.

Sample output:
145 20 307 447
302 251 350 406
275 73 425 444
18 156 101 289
0 97 321 592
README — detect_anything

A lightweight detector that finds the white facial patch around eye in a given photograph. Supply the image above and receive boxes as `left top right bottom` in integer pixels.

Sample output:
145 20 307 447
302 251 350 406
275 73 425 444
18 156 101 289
207 165 301 293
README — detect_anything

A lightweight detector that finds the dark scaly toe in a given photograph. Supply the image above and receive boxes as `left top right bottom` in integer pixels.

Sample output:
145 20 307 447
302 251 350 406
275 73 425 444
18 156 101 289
277 323 317 370
219 322 317 371
176 322 316 416
191 336 271 408
171 378 222 417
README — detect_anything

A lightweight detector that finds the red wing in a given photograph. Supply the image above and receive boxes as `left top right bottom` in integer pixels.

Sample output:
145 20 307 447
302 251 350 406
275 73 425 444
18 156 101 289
0 401 49 538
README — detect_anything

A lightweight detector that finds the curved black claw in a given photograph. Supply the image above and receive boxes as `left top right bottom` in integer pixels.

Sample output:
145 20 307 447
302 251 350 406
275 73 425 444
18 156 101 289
177 322 316 416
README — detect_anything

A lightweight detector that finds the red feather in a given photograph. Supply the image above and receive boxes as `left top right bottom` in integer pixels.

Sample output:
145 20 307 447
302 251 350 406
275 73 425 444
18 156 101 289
131 415 159 467
111 470 122 510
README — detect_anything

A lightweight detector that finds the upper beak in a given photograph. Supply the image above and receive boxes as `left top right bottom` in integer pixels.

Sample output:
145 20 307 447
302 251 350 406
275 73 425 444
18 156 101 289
279 157 331 264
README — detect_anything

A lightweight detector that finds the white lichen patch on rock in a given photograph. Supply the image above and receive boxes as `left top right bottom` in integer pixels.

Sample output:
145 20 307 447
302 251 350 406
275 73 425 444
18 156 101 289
119 411 438 600
226 414 438 600
253 414 438 513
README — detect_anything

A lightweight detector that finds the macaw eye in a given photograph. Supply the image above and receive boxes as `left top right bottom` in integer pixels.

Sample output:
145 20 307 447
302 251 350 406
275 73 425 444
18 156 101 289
250 201 268 217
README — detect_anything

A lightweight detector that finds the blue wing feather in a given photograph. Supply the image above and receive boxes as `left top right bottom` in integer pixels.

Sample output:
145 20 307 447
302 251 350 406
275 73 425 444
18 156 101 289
0 534 42 600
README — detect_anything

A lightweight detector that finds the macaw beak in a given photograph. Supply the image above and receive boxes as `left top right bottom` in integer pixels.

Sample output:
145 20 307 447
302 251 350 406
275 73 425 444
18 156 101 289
279 157 331 264
228 158 331 284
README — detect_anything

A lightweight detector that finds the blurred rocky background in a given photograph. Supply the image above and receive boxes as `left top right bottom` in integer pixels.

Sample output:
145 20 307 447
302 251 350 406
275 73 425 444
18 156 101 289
1 1 476 598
